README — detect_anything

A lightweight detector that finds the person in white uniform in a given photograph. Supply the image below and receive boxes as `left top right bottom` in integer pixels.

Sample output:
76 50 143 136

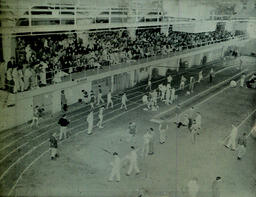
24 66 33 90
141 131 151 159
96 106 104 128
39 61 48 86
165 86 171 105
120 92 128 110
106 90 114 109
198 70 203 83
180 75 186 90
225 124 238 151
159 122 168 144
240 74 245 87
126 146 140 176
195 112 202 133
170 88 176 104
87 111 94 135
146 79 152 91
12 67 20 93
108 152 121 182
161 84 166 101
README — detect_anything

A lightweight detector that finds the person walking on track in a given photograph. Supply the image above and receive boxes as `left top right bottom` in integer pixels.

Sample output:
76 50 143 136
120 92 128 110
125 146 140 176
97 106 104 128
49 132 59 160
237 133 247 160
106 90 114 109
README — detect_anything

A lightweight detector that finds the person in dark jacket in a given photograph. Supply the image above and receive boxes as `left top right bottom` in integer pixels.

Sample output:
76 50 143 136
58 114 70 140
49 132 58 160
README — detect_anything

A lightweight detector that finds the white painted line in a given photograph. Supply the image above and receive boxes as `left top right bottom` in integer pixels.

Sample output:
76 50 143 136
0 142 29 164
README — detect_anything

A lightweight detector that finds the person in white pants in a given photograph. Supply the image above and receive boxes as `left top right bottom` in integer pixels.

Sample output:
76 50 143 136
126 146 140 176
97 106 104 128
159 123 168 144
24 66 32 90
87 111 94 135
165 87 171 105
30 106 39 128
146 79 152 91
12 67 20 93
225 124 238 151
106 90 113 109
108 152 121 182
198 70 203 83
240 74 245 87
120 92 128 110
39 61 48 86
97 89 105 105
141 131 151 159
161 84 166 101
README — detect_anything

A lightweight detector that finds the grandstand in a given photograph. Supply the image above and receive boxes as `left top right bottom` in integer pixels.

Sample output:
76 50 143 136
0 0 256 196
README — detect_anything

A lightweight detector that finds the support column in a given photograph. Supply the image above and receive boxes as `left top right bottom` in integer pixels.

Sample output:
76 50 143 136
52 91 61 114
2 20 16 61
130 70 135 87
111 75 114 92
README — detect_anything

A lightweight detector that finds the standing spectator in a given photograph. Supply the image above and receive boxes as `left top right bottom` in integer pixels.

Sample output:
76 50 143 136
170 88 176 104
159 122 168 144
224 124 238 151
87 111 94 135
120 92 128 110
108 152 121 182
165 86 171 105
49 132 58 160
237 133 247 160
167 74 173 85
125 146 140 176
58 114 70 140
17 67 25 92
106 89 114 109
90 90 96 110
190 120 198 144
39 61 48 86
0 60 6 89
61 90 68 112
180 75 186 90
212 176 222 197
24 66 33 91
12 66 20 93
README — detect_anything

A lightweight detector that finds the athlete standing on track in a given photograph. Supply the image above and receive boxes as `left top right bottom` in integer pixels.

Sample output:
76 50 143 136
120 92 128 110
106 89 114 109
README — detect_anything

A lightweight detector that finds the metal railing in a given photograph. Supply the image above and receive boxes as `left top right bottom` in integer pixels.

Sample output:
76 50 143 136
3 34 247 94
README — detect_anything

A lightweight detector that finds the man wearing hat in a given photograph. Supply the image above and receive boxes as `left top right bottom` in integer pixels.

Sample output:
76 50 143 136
49 132 58 160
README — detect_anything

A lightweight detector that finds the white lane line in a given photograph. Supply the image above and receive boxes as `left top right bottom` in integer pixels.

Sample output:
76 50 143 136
7 101 145 197
238 108 256 129
0 62 232 139
8 65 242 196
0 91 144 153
0 143 29 164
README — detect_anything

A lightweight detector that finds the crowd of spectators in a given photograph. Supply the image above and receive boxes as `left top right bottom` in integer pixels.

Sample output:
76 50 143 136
0 27 244 93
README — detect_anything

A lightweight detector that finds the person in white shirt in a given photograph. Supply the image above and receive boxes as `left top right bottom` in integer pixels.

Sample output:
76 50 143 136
198 70 203 83
97 88 105 105
165 86 171 105
141 131 151 159
87 111 94 135
195 112 202 133
106 90 113 109
145 79 152 91
17 67 25 92
159 122 168 144
225 124 238 151
108 152 121 182
39 61 48 86
12 67 20 93
180 75 186 90
170 88 176 104
96 106 104 128
120 92 128 110
125 146 140 176
24 66 32 90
